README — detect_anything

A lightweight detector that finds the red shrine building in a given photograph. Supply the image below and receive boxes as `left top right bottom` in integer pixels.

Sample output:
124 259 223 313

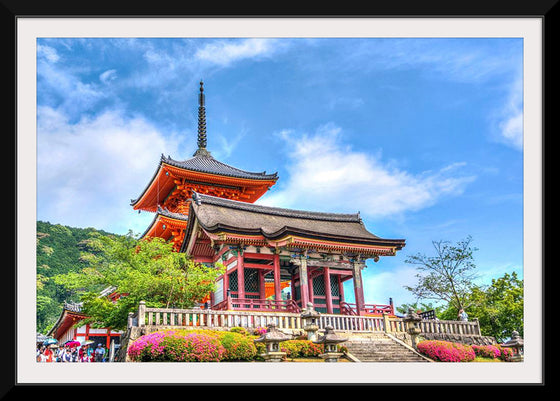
131 82 405 317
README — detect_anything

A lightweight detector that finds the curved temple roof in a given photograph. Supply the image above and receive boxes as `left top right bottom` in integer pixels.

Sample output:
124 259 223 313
163 154 278 181
130 153 278 208
181 192 406 252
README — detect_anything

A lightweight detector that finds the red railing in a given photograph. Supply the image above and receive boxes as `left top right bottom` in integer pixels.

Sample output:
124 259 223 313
340 302 394 316
213 296 301 313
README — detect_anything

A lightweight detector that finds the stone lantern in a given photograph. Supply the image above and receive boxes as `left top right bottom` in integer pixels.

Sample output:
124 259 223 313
253 322 291 362
501 330 524 361
403 308 423 348
300 302 321 341
313 325 348 362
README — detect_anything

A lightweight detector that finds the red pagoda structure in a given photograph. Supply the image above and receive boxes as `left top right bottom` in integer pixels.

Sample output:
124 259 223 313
132 81 405 316
131 81 278 250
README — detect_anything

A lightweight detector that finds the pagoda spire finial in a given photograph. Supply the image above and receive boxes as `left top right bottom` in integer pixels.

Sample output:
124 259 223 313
194 80 212 157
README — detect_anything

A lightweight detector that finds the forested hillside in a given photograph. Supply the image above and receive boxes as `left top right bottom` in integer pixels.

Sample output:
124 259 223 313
36 221 118 334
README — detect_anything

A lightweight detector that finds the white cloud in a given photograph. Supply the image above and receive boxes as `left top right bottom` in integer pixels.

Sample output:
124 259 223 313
37 44 60 63
194 38 280 66
37 107 182 234
258 123 475 218
496 74 523 150
99 69 117 84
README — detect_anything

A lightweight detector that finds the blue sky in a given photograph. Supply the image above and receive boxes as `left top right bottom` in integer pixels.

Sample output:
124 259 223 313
36 37 524 309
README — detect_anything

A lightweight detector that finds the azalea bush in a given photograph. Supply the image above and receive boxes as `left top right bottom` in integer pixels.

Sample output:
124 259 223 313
472 344 501 359
252 327 268 336
281 340 324 359
471 344 513 361
497 346 514 361
416 340 475 362
127 330 225 362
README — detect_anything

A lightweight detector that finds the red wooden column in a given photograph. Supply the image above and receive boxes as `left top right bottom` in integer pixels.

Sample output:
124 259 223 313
352 259 366 316
324 267 333 314
273 253 281 302
237 249 245 300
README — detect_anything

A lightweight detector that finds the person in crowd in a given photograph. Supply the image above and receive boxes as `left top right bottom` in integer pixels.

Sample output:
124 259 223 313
94 343 106 362
37 346 46 362
43 345 54 363
63 347 73 362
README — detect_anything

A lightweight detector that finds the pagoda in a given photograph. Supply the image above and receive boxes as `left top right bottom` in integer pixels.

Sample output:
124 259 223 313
132 81 406 316
131 81 278 250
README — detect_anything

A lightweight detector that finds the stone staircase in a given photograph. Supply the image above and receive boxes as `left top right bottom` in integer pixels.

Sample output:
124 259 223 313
343 332 432 362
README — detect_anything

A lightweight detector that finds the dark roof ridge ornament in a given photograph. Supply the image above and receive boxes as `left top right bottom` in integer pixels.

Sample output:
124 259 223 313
193 80 212 158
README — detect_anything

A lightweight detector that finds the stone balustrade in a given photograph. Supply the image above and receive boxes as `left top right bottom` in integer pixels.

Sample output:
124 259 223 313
128 301 482 338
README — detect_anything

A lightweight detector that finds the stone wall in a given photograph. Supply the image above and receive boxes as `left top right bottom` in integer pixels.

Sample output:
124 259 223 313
419 332 496 345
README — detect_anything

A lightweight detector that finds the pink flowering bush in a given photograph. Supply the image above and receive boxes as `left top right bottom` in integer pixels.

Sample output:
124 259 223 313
252 327 268 336
497 346 514 361
472 344 514 361
416 340 475 362
281 340 324 359
472 345 501 359
127 330 225 362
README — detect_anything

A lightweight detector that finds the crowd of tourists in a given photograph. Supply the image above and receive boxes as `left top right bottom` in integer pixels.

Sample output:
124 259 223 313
37 342 108 363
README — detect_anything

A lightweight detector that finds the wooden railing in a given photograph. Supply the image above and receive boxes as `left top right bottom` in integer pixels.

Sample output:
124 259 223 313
133 301 303 331
129 301 481 336
340 302 394 316
213 297 300 313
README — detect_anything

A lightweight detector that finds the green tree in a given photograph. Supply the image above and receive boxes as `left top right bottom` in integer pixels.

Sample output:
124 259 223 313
464 272 523 342
36 221 117 333
396 301 446 317
404 236 479 312
53 231 225 331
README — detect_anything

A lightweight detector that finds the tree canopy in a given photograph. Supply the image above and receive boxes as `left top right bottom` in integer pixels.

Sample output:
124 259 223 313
402 235 523 342
53 231 225 331
404 235 479 311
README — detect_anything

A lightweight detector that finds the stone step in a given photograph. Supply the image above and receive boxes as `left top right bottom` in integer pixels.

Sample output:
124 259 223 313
344 333 430 362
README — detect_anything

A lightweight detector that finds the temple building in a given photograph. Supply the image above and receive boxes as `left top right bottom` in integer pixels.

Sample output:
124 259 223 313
132 81 406 316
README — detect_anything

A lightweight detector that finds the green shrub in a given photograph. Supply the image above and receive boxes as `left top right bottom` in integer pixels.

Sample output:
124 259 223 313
217 331 257 361
281 340 324 359
230 326 249 336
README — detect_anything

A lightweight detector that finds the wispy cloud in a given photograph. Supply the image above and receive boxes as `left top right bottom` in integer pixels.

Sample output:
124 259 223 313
495 74 523 150
99 69 117 84
259 123 476 218
37 44 60 63
194 38 283 66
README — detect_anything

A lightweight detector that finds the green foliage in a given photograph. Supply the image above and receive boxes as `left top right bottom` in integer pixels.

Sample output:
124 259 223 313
396 302 446 317
36 221 117 333
404 236 479 311
218 331 257 361
229 326 249 336
280 340 324 359
52 230 225 331
402 235 523 344
463 272 523 342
